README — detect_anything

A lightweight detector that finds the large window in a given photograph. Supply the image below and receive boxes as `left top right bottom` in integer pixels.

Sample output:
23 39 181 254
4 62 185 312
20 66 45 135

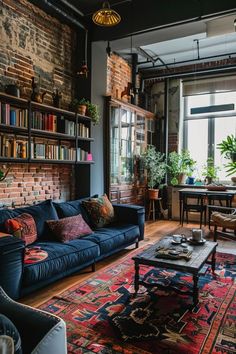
183 85 236 182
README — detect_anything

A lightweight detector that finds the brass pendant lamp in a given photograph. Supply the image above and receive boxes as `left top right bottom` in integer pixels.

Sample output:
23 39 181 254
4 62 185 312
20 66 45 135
92 1 121 27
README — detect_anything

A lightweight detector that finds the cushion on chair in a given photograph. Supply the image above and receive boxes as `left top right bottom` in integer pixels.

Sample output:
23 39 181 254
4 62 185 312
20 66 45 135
211 211 236 229
0 314 22 354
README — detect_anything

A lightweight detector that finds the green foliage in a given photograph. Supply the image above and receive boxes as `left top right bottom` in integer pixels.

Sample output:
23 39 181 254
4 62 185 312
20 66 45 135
86 102 100 126
70 98 100 125
202 158 220 180
141 145 166 189
167 150 196 185
217 135 236 176
0 170 4 179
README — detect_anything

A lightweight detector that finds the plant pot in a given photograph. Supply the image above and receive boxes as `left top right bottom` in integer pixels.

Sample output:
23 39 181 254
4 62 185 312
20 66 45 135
148 188 159 200
231 176 236 185
178 173 186 185
78 104 87 116
205 176 213 185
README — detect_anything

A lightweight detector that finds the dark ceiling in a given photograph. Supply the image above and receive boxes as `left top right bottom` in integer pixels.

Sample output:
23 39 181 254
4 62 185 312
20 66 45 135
30 0 236 41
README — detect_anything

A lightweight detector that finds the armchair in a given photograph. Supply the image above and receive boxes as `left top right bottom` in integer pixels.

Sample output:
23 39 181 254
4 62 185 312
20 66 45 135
211 206 236 242
0 287 67 354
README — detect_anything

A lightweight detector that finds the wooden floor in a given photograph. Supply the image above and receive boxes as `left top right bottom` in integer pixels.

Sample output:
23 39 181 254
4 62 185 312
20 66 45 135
21 220 236 307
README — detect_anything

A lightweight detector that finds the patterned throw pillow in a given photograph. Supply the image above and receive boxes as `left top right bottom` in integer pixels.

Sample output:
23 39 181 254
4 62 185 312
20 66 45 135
47 214 93 242
5 213 37 245
82 194 114 228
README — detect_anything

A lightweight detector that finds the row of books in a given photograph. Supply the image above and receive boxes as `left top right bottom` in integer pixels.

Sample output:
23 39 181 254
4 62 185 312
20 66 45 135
0 134 28 158
0 102 28 128
32 144 88 161
32 113 90 138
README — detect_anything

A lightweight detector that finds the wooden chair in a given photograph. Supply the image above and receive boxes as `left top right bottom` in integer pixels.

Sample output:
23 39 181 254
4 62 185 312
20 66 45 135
211 206 236 242
207 193 234 229
181 193 206 228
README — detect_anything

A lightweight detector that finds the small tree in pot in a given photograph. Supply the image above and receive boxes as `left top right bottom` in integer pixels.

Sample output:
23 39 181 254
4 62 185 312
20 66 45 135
217 135 236 177
141 145 166 199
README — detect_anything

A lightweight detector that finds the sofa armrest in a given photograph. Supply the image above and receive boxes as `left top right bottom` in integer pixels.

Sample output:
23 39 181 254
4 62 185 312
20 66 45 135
0 237 25 300
113 204 145 240
0 287 67 354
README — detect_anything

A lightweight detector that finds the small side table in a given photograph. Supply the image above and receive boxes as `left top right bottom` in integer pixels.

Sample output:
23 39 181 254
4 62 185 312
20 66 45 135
148 198 163 221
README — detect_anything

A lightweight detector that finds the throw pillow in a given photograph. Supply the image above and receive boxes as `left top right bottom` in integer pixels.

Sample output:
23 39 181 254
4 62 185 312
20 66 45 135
47 214 93 242
82 194 114 228
5 213 37 245
0 314 22 354
24 247 49 264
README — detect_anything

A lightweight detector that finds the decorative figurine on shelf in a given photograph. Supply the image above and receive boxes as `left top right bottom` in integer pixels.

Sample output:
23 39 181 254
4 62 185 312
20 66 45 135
31 77 46 103
52 89 62 108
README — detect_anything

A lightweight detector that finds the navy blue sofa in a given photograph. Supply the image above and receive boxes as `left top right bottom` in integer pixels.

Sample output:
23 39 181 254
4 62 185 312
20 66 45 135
0 199 145 299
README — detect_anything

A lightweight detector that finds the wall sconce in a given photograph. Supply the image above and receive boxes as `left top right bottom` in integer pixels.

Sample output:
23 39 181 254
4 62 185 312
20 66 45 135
92 1 121 27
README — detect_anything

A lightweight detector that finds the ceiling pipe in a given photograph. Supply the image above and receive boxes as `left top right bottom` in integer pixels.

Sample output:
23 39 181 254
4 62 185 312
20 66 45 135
138 51 236 71
142 64 236 81
56 0 84 17
35 0 86 29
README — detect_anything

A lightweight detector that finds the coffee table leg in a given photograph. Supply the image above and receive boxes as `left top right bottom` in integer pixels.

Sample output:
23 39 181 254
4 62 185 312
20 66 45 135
212 250 216 273
193 274 199 306
134 261 140 295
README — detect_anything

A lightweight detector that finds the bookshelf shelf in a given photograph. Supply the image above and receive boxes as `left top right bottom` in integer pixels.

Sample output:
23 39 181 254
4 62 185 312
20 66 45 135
0 92 94 165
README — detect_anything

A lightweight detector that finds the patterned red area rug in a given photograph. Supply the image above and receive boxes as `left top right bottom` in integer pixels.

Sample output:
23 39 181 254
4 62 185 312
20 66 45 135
39 248 236 354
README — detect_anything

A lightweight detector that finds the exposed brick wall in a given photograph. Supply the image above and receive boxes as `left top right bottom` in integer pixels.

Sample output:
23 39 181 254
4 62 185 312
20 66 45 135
168 133 178 153
0 164 74 207
0 0 76 108
0 0 77 206
107 53 132 102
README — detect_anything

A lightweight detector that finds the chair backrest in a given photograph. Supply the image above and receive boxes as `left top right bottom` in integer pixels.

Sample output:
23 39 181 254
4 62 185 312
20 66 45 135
183 193 205 206
208 194 233 207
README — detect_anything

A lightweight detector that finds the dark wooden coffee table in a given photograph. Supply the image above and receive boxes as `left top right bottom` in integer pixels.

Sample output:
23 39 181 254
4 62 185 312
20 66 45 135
132 236 217 306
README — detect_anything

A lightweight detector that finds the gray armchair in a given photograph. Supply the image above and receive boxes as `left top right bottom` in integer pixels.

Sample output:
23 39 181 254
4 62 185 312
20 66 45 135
0 287 67 354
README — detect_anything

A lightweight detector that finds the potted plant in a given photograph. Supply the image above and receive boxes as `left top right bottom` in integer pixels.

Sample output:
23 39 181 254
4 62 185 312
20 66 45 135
71 98 89 116
201 158 220 185
167 150 196 186
217 135 236 177
86 102 100 126
141 145 166 199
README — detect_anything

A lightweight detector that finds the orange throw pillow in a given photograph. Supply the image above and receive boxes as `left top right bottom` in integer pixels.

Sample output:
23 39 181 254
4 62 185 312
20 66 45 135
82 194 114 228
5 213 37 245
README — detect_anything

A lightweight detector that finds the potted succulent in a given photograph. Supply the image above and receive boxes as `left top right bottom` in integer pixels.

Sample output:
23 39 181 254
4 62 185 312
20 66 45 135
217 135 236 177
201 158 220 185
141 145 166 199
167 150 196 186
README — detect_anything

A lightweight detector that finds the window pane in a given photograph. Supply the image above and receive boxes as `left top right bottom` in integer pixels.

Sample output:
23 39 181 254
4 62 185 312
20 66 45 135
186 119 208 178
214 116 236 181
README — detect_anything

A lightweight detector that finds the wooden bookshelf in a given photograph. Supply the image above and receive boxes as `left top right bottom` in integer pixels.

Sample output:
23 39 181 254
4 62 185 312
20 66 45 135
0 92 94 165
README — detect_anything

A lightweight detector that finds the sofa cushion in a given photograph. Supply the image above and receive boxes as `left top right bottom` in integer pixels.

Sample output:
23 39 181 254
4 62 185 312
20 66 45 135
23 239 100 286
53 196 98 226
86 223 139 255
0 200 58 240
47 214 93 242
5 213 37 245
82 194 114 228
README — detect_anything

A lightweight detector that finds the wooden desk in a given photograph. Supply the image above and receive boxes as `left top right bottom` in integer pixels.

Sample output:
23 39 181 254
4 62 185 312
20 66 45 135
178 188 236 224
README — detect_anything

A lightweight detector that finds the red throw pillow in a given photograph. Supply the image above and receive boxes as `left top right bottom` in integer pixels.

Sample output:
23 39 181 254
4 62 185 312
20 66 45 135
5 213 37 245
47 214 93 242
82 194 114 228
